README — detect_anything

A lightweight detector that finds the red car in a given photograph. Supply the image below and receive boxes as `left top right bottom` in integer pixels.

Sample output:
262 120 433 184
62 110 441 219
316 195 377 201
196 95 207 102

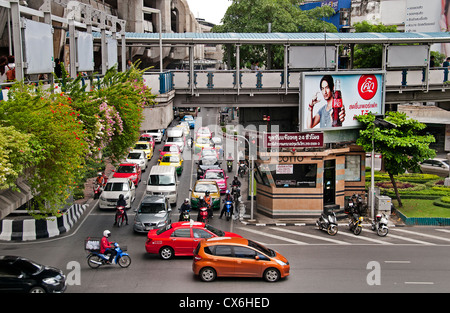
145 221 242 260
112 163 142 186
159 143 181 159
139 133 155 150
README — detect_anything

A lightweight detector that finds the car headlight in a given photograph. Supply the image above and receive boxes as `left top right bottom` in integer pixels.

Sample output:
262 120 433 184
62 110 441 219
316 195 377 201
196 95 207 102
43 277 59 286
99 195 106 201
275 259 287 266
157 220 167 227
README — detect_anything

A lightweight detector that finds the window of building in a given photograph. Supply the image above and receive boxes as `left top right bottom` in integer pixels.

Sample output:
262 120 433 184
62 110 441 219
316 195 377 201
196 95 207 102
271 163 317 188
345 155 361 182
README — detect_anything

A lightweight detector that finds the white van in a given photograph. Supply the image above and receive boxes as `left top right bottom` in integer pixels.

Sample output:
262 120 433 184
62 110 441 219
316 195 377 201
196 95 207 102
146 165 178 206
166 127 185 152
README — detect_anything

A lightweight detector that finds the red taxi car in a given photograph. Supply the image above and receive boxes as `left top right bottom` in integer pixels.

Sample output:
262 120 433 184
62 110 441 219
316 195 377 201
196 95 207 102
145 221 242 260
112 163 142 186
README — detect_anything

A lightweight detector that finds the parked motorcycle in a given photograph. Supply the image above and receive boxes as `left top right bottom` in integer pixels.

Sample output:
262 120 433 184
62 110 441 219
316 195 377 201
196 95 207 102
316 212 338 236
348 212 363 235
87 242 131 269
115 206 126 227
371 213 389 237
199 207 208 223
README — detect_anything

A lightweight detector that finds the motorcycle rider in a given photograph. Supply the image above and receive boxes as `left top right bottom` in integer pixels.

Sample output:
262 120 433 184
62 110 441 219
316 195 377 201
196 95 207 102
197 196 209 222
96 171 107 187
100 230 116 264
204 190 213 218
179 198 191 221
114 194 128 225
219 190 234 219
231 176 241 188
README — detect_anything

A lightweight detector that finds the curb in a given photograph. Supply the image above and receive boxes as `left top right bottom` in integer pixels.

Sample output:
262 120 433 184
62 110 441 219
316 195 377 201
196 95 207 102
0 204 87 241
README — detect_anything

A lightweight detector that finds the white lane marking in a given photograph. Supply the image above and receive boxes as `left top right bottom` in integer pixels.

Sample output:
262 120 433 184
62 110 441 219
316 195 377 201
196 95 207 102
269 227 350 245
392 228 450 243
337 229 394 245
239 227 309 245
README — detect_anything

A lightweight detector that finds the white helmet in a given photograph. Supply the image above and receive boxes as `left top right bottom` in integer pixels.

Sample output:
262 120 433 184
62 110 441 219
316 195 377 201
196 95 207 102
103 230 111 237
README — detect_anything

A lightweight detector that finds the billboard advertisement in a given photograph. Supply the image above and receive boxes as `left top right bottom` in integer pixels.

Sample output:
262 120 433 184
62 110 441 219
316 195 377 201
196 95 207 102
300 72 384 132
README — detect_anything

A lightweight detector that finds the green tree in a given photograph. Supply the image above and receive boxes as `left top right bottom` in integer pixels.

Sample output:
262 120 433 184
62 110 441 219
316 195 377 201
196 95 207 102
356 112 436 207
213 0 336 69
352 21 398 69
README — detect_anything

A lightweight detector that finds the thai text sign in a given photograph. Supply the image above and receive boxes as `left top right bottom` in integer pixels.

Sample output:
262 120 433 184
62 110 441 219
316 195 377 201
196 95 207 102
264 132 323 148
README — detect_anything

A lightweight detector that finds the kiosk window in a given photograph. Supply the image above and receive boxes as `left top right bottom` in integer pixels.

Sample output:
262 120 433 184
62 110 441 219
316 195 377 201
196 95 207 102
345 155 361 182
272 164 317 188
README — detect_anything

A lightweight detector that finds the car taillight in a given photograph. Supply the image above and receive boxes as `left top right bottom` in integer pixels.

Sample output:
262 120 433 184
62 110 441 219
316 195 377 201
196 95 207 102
146 238 152 245
194 255 202 262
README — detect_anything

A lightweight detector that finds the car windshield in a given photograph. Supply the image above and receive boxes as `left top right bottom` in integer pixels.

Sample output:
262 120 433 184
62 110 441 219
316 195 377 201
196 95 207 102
139 203 166 214
197 137 210 144
14 259 43 275
204 171 223 179
204 224 225 236
247 239 276 257
149 175 175 186
202 149 216 156
127 152 142 159
162 156 180 163
104 182 129 191
194 183 218 193
163 146 177 152
184 116 193 120
168 137 183 142
139 136 152 142
116 166 136 173
134 144 149 150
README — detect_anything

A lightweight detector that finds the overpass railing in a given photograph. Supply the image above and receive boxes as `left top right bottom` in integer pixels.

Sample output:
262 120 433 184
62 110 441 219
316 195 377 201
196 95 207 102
144 68 450 96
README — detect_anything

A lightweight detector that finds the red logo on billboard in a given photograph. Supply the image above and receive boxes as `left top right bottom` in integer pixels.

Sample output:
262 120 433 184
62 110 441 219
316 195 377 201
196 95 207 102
358 74 378 100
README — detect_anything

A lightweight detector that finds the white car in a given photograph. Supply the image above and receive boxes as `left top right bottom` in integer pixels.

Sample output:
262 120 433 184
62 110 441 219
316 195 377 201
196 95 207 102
126 150 148 171
145 129 164 143
419 158 450 177
99 178 136 210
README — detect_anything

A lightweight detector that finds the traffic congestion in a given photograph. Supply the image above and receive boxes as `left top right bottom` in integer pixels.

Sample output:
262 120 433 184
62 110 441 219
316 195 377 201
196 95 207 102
90 108 290 284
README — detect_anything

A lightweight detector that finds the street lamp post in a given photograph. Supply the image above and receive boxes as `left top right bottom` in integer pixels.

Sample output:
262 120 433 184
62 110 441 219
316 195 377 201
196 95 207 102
370 114 397 219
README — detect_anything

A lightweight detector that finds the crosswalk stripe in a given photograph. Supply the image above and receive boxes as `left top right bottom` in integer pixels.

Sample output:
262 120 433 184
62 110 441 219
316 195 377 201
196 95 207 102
269 227 350 245
387 233 435 245
338 229 394 245
392 228 450 243
435 229 450 234
239 227 309 245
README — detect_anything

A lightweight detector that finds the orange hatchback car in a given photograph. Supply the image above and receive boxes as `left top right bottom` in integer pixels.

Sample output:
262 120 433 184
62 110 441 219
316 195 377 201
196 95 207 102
193 237 290 282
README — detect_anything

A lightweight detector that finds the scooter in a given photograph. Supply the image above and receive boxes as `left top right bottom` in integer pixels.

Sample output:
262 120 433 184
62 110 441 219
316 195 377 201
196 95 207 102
179 209 190 222
231 185 241 200
199 207 208 223
238 162 247 178
316 212 338 236
371 213 389 237
224 200 233 221
87 242 131 269
115 206 126 227
348 212 363 235
93 182 102 199
226 160 233 172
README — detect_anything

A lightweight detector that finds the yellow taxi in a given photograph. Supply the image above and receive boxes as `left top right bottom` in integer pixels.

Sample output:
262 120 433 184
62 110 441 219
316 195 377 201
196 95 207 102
194 136 212 153
190 180 220 209
133 141 153 160
158 153 183 175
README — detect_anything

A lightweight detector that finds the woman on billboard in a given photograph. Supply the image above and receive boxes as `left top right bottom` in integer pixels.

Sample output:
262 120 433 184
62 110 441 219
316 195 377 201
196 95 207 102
307 75 346 129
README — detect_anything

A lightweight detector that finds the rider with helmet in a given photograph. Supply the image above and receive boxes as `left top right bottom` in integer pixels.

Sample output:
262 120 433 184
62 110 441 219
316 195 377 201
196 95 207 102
114 194 128 225
197 196 208 222
100 230 116 264
179 198 191 221
231 176 241 188
204 190 213 218
220 190 234 219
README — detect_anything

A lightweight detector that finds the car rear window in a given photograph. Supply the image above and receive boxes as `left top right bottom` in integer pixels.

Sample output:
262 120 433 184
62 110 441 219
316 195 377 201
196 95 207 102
156 224 172 235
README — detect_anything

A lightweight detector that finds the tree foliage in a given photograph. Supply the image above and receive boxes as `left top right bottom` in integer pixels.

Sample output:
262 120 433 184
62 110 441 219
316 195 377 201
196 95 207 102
213 0 336 69
0 64 156 218
356 112 436 207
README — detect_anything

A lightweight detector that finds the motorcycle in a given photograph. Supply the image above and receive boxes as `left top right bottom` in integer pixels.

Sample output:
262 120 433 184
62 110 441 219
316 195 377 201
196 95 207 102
238 162 247 178
224 200 233 221
199 207 208 223
93 182 102 199
179 209 190 222
115 206 126 227
87 242 131 269
371 213 389 237
231 185 241 200
226 160 233 172
348 212 363 235
316 212 338 236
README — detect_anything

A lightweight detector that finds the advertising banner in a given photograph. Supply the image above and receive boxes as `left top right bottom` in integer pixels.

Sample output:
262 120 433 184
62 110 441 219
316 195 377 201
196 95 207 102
264 132 324 149
300 72 384 132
